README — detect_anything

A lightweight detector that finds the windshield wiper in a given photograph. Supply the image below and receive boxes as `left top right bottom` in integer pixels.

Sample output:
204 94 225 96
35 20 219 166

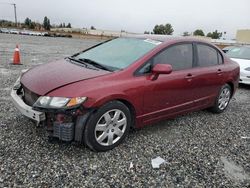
78 58 113 72
66 57 88 67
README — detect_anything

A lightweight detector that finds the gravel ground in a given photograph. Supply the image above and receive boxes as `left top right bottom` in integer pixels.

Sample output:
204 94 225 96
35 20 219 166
0 33 250 187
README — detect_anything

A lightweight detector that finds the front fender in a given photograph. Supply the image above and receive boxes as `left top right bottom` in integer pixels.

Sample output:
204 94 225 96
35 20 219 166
83 93 142 115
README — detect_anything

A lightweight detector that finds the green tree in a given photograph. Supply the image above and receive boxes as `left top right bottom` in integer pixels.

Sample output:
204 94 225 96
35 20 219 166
24 18 37 29
144 31 150 34
193 29 205 36
43 16 51 30
206 30 222 39
66 23 71 28
0 20 15 27
24 17 31 27
182 31 190 36
90 26 96 30
30 22 36 29
153 23 174 35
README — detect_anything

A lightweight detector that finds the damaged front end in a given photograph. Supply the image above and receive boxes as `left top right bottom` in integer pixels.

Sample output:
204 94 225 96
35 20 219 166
35 105 91 143
11 77 91 143
11 77 46 123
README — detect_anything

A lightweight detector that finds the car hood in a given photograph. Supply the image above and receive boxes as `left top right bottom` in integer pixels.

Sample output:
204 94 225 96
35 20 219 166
231 58 250 70
21 59 110 95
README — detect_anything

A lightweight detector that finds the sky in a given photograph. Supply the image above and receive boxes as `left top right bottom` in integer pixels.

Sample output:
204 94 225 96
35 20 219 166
0 0 250 39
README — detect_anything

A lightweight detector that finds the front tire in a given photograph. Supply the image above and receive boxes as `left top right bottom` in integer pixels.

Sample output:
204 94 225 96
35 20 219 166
210 84 232 113
83 101 131 151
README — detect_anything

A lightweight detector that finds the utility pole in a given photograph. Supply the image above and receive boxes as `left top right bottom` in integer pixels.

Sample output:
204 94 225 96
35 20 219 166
0 3 17 26
12 3 17 27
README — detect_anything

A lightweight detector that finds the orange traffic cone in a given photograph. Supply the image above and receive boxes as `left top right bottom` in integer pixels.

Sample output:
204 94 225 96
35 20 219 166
13 45 21 65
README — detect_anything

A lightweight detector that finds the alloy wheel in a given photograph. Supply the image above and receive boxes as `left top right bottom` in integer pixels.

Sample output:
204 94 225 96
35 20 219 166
218 87 231 110
94 109 127 146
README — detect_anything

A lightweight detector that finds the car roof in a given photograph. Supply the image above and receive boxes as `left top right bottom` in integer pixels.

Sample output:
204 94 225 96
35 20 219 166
230 45 250 49
122 34 212 44
122 34 175 42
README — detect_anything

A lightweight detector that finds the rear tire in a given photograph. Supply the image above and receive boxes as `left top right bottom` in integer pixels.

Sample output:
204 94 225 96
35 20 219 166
83 101 131 152
210 84 232 113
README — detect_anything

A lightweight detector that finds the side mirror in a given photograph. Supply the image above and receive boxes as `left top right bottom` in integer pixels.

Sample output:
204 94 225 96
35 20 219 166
150 64 172 80
152 64 172 75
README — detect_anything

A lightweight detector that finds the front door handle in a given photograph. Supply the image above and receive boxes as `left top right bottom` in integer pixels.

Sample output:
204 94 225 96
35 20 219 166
185 73 195 81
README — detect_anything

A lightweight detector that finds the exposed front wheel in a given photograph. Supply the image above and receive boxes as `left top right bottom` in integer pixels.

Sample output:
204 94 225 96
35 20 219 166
83 101 131 151
210 84 232 113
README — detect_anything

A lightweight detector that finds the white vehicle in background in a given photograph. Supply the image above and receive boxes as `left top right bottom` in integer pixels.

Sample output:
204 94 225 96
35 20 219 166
227 46 250 85
20 30 31 35
222 46 234 53
29 31 42 36
0 28 10 33
9 29 20 34
41 32 48 36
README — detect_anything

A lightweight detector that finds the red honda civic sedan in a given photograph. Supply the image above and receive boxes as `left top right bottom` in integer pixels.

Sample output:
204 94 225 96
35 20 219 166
11 36 239 151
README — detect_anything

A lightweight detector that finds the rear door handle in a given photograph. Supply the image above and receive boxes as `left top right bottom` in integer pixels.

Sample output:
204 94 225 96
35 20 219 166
185 73 195 81
185 73 195 79
217 69 223 75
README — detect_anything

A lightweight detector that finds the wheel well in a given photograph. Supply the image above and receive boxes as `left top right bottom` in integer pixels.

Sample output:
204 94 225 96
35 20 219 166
226 82 234 97
116 99 136 129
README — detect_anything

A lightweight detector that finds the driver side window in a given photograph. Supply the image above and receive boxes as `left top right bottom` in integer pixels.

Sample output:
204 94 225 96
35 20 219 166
154 43 193 71
137 43 193 75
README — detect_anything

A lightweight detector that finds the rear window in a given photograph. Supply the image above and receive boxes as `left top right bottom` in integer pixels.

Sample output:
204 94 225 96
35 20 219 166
197 44 221 67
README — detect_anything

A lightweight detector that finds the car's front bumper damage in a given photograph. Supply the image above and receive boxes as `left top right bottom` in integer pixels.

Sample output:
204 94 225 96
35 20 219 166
11 77 91 143
11 79 46 123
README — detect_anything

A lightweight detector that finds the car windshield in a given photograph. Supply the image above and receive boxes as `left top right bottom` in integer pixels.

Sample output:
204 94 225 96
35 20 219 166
226 46 250 60
74 38 161 70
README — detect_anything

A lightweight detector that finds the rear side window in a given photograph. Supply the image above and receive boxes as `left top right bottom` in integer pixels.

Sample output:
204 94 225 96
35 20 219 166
153 44 193 71
197 44 222 67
